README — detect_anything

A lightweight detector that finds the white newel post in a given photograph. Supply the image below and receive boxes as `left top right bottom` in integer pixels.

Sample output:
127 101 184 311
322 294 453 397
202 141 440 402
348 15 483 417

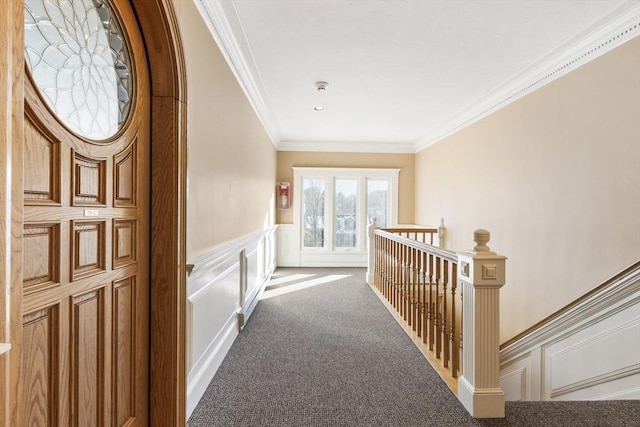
367 217 378 285
438 217 446 249
457 229 507 418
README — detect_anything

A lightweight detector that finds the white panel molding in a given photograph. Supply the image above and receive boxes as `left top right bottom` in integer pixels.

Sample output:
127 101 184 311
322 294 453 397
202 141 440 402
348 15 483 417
187 312 237 417
500 263 640 401
276 224 298 267
530 347 542 400
239 227 276 328
186 226 277 417
498 345 542 402
545 317 640 399
550 364 640 400
500 366 527 402
187 228 276 286
594 384 640 400
416 4 640 151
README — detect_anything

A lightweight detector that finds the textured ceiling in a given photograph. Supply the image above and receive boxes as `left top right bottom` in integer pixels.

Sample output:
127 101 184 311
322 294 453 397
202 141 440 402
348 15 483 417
197 0 640 152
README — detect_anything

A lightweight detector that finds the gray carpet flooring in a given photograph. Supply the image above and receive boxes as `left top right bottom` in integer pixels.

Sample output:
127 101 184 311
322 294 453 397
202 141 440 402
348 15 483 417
188 267 639 427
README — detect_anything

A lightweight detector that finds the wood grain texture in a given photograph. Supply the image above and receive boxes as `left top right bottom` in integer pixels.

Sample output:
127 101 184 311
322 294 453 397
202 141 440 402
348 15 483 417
114 142 137 207
2 0 25 425
113 277 136 426
129 1 188 423
72 289 105 427
24 122 61 204
4 1 187 425
21 306 59 426
73 153 107 206
132 0 186 101
71 221 107 280
150 94 187 427
114 220 137 268
23 223 60 292
19 1 152 425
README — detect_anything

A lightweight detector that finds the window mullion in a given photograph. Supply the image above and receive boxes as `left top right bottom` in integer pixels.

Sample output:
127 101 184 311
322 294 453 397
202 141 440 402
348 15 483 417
325 177 334 251
357 177 367 252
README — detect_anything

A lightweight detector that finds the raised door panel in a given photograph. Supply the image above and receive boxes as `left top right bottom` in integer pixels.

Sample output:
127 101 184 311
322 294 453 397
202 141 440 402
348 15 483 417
21 0 150 425
23 223 60 294
23 121 61 205
113 277 136 426
71 289 105 427
73 153 107 206
114 142 137 208
71 221 107 281
113 220 137 268
21 306 60 427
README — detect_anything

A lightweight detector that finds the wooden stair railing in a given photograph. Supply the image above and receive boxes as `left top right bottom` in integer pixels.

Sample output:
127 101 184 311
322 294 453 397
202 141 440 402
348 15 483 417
371 227 461 389
383 228 438 245
367 223 508 418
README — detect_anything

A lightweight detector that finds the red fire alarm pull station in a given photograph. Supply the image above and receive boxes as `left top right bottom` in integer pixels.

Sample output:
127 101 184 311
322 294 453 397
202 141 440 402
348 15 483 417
277 182 290 210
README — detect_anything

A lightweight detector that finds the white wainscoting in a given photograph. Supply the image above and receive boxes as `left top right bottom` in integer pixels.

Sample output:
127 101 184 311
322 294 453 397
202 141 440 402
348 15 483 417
299 250 368 267
276 224 298 267
499 264 640 401
186 227 276 417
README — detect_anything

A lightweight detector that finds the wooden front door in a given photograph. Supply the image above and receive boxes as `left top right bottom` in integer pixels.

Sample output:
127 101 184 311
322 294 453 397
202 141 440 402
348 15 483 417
20 0 150 425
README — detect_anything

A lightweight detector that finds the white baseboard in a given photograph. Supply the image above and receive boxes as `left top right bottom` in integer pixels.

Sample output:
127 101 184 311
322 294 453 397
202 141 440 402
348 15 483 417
300 251 368 267
186 227 276 418
276 224 298 266
186 313 238 416
238 270 268 330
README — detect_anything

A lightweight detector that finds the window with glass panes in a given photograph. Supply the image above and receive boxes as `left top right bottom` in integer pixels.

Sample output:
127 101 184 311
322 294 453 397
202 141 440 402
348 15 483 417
295 168 398 253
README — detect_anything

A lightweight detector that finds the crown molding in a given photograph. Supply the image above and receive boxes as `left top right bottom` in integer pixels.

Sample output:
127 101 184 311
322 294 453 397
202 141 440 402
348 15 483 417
415 1 640 153
193 0 281 147
194 0 638 155
278 140 416 154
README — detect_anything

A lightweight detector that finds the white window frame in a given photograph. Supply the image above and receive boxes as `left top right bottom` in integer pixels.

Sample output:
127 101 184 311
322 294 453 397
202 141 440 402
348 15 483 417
292 167 399 267
333 177 359 252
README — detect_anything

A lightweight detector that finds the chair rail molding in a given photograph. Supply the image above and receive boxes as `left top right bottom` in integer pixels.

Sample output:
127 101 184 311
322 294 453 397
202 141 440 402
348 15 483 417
186 226 276 417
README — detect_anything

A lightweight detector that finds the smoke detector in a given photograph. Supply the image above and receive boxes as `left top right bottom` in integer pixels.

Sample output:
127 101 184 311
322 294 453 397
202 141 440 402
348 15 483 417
315 81 329 92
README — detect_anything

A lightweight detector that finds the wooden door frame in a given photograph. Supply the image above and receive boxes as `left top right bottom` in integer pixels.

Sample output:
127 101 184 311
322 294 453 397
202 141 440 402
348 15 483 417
133 1 188 424
1 0 188 425
1 1 25 426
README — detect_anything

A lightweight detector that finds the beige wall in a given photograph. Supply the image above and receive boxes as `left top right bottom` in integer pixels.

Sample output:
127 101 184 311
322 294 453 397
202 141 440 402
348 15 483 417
276 151 415 225
415 38 640 342
175 2 277 259
174 2 638 341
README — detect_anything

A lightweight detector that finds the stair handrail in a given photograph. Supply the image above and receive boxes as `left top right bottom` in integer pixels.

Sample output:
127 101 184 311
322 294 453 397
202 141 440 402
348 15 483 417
379 229 456 261
367 221 508 419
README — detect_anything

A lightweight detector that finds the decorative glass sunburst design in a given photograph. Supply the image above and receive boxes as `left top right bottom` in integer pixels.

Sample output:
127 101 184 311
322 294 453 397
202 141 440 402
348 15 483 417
24 0 132 140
